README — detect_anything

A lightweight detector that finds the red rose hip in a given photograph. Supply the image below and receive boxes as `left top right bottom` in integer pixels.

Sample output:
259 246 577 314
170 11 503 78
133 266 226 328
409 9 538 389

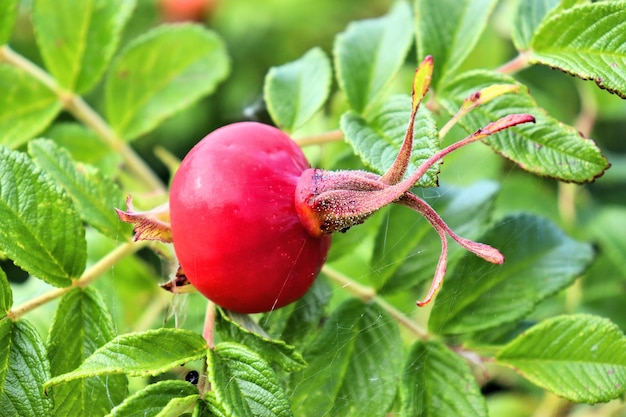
169 122 331 313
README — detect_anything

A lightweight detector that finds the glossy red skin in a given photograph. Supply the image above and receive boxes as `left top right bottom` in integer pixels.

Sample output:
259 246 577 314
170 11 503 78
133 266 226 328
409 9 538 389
170 122 331 313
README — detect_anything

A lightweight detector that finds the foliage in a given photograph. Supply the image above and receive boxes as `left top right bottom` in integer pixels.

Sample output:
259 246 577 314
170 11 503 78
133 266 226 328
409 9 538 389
1 0 625 416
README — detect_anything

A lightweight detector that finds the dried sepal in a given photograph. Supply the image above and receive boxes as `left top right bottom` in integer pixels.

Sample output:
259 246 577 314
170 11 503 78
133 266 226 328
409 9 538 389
115 195 172 242
160 266 196 294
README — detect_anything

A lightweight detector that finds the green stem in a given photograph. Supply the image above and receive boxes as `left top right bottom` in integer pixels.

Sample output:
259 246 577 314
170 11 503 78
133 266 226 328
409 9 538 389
0 45 166 194
295 129 343 147
8 240 147 320
322 265 430 340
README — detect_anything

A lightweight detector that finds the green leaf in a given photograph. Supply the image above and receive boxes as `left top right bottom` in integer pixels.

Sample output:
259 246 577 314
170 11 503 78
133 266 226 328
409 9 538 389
373 181 499 293
529 2 626 98
0 146 86 287
215 309 306 373
415 0 498 88
0 319 53 417
29 139 129 239
587 207 626 278
106 380 198 417
106 24 230 141
45 122 122 176
334 0 414 114
45 328 207 387
511 0 560 51
429 214 594 335
264 47 332 132
260 276 331 346
0 65 62 149
47 287 127 416
0 0 19 44
0 269 11 315
290 298 403 417
439 70 610 182
207 342 292 417
341 94 439 187
497 314 626 403
400 339 487 417
32 0 135 93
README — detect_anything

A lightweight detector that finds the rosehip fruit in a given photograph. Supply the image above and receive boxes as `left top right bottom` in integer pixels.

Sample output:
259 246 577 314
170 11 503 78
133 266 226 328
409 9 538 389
169 122 331 313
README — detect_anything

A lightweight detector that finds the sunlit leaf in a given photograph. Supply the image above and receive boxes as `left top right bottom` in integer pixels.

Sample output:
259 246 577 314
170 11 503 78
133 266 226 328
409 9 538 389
0 269 11 315
0 319 53 416
29 139 129 239
0 65 61 149
511 0 560 51
497 314 626 403
0 0 19 44
33 0 135 93
264 47 332 132
439 70 610 182
290 298 402 417
215 308 307 372
0 146 86 287
415 0 498 88
47 287 127 416
334 0 413 114
430 214 594 334
106 24 230 141
106 380 198 417
400 339 487 417
530 2 626 98
45 328 207 387
207 342 292 417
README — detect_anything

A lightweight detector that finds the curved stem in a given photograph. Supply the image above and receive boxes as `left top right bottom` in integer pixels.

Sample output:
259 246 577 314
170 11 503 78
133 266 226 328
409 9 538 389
322 265 430 340
8 240 147 320
496 52 531 75
0 46 166 194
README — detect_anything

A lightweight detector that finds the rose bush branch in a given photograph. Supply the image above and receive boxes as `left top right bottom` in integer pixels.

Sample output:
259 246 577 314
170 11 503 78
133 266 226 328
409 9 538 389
0 45 166 194
7 240 147 320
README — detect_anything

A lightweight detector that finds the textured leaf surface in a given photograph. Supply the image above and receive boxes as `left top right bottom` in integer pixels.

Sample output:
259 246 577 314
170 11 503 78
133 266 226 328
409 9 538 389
207 342 293 417
415 0 498 88
511 0 560 51
106 24 229 140
497 315 626 403
0 319 53 417
106 380 198 417
264 47 331 131
215 309 306 373
45 328 207 387
334 1 413 114
33 0 134 93
47 288 127 416
429 214 593 334
530 2 626 98
439 70 609 182
0 269 11 315
341 94 439 187
400 340 487 417
260 276 331 346
0 146 86 287
290 298 402 417
0 65 61 149
372 181 499 292
29 139 128 239
0 0 19 44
